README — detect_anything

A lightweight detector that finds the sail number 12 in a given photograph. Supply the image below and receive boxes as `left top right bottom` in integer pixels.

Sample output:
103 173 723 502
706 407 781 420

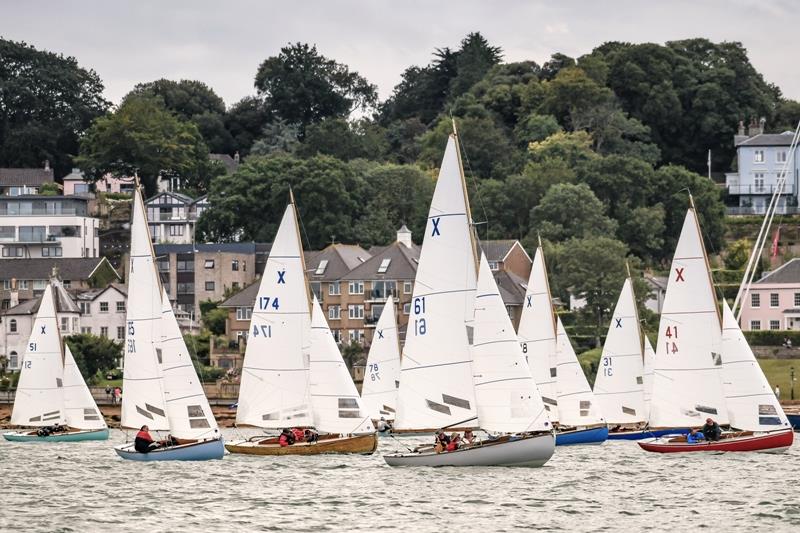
413 296 427 336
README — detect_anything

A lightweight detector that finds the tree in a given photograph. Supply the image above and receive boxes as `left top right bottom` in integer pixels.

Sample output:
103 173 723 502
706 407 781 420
514 113 561 147
65 334 122 381
203 308 228 336
77 96 214 196
448 32 503 99
255 43 377 136
0 39 109 177
724 238 751 270
528 183 617 242
225 96 271 155
296 117 388 161
249 119 300 156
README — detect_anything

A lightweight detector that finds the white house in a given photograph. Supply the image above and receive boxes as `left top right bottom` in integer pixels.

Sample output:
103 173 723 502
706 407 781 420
75 284 128 342
145 191 209 245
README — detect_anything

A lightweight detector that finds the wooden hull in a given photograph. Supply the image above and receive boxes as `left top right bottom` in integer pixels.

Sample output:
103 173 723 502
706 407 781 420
114 437 225 461
638 429 794 453
3 428 109 442
225 433 378 456
384 432 555 467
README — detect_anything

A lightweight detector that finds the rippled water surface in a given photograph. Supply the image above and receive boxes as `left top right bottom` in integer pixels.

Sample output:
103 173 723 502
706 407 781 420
1 429 798 532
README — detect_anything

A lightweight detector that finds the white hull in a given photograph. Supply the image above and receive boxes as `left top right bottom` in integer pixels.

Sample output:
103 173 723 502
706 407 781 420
384 433 555 467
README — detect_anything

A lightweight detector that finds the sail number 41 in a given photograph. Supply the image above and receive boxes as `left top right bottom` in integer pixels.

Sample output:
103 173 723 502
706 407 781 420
664 326 678 354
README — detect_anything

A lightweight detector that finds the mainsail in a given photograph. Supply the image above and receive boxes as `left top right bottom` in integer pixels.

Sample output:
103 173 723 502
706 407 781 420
63 344 106 430
395 133 479 430
236 203 313 428
361 295 401 420
309 297 374 434
593 278 647 425
721 300 790 432
517 246 559 422
642 337 656 420
555 318 605 427
10 284 66 427
472 253 550 434
649 208 729 428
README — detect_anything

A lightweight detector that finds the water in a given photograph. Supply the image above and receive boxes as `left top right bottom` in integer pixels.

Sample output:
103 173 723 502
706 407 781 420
1 429 798 532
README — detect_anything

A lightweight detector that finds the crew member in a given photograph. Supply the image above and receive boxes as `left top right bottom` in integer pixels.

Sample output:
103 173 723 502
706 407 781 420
702 418 721 442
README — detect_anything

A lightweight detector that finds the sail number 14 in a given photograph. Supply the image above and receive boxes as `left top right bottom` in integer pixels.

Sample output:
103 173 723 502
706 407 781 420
413 297 427 336
664 325 678 354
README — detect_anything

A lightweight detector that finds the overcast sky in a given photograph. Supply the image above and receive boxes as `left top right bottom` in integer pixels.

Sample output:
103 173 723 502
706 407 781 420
2 0 798 107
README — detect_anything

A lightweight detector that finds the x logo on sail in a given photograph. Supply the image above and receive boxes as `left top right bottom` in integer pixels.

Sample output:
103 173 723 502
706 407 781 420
615 319 622 328
675 267 685 282
40 326 46 334
431 217 441 237
526 295 532 308
377 330 384 339
277 270 286 284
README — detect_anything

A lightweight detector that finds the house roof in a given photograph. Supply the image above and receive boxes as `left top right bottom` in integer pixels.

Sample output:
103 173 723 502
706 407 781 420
479 240 526 263
154 242 258 255
493 270 528 306
0 168 55 187
756 258 800 284
645 275 668 291
0 257 120 282
2 282 80 316
306 244 371 281
219 281 259 308
342 242 420 281
736 133 797 147
210 153 240 174
145 191 195 205
74 283 127 301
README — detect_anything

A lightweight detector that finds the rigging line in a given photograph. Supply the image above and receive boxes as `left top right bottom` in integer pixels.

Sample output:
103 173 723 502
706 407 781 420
452 114 490 242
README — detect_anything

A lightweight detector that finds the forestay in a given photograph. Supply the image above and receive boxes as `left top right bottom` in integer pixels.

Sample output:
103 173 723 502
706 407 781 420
63 344 106 430
160 288 218 439
642 338 655 420
236 203 313 429
121 186 168 431
309 297 374 434
721 301 790 432
593 279 646 425
649 208 729 428
11 284 66 427
517 247 559 422
396 134 478 430
361 295 401 420
472 254 550 434
555 318 605 427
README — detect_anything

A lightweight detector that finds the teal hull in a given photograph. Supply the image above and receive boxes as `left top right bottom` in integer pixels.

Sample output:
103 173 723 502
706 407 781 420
3 428 109 442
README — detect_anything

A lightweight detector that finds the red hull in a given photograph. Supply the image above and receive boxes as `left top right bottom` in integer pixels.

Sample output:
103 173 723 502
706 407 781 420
638 429 794 453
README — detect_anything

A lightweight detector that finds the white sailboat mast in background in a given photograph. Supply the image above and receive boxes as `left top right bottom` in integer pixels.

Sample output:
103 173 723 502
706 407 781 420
361 295 401 421
395 127 480 431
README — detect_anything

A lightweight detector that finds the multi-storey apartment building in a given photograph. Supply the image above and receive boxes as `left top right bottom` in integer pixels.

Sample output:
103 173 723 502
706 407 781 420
146 191 209 245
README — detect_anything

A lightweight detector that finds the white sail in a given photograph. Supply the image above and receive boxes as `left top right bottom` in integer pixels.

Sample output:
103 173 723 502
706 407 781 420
361 295 401 420
642 337 655 420
395 134 479 430
160 288 219 439
63 344 106 430
649 208 729 428
593 279 647 425
517 247 559 422
10 284 66 427
721 300 790 432
555 318 605 427
309 297 374 434
236 203 313 428
120 185 169 430
472 253 550 434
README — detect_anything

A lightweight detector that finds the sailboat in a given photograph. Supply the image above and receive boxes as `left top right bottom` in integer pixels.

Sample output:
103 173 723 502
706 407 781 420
4 282 109 442
642 337 655 420
639 204 793 452
360 295 401 428
384 253 555 466
114 183 223 461
225 198 377 455
518 243 606 445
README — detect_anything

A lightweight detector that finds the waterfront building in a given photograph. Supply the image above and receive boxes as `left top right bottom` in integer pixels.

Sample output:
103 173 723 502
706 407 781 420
739 258 800 331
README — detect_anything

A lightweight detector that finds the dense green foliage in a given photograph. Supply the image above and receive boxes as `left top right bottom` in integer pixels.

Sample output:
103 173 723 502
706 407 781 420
65 334 122 382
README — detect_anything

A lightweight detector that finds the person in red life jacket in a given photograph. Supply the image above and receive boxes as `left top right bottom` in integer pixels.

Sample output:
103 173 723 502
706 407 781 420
278 428 295 447
134 425 159 453
446 433 461 452
292 427 305 443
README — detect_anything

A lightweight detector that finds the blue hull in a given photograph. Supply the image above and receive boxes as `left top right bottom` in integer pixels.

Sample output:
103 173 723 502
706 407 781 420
555 426 608 446
607 428 689 441
788 414 800 431
115 438 225 461
3 428 109 442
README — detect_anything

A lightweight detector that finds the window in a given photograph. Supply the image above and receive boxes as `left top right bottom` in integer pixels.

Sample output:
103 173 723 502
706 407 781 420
231 259 239 271
169 225 184 237
348 281 364 295
2 246 23 257
750 320 761 331
403 303 411 315
18 226 46 242
770 320 780 331
117 326 125 339
204 259 215 269
236 307 252 321
81 327 91 334
754 150 765 163
489 261 499 271
116 301 125 313
0 226 14 240
9 319 17 333
404 281 413 294
329 282 341 296
751 293 761 308
378 258 391 273
177 258 194 271
348 304 365 319
770 293 779 308
101 326 108 338
205 281 215 291
99 302 109 313
778 151 788 163
78 302 90 315
348 329 365 344
9 352 17 368
331 329 342 343
72 317 78 332
158 259 170 272
315 259 329 275
18 280 28 290
795 293 800 307
370 280 396 299
41 247 62 257
32 280 46 290
310 282 322 301
62 280 71 289
61 317 69 332
329 305 341 320
754 173 765 192
177 282 194 294
232 282 239 291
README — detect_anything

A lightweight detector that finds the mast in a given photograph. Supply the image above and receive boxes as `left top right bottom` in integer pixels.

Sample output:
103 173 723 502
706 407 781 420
626 261 645 358
689 194 722 329
538 233 558 335
289 187 313 314
452 120 480 274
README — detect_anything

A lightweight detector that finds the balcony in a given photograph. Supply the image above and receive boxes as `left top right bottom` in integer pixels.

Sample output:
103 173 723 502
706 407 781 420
726 184 794 195
365 288 398 303
727 206 800 216
364 315 380 327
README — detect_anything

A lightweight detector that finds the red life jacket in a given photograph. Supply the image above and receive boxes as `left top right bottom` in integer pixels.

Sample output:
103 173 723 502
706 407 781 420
446 440 458 452
136 430 153 443
279 434 290 447
292 428 305 441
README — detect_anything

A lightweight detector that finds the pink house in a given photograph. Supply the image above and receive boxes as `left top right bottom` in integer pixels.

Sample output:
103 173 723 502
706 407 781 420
739 258 800 331
62 169 133 196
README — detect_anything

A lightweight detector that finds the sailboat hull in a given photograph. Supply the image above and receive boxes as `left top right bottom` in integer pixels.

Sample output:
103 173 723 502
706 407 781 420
607 427 688 440
3 428 109 442
114 437 225 461
384 432 555 467
787 413 800 431
225 433 378 456
555 425 608 446
638 429 794 453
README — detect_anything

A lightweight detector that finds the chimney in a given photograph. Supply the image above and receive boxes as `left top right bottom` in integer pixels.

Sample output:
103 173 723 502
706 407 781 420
9 278 19 308
234 151 240 164
747 118 756 136
759 117 766 135
737 120 745 136
44 160 50 171
396 225 412 248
